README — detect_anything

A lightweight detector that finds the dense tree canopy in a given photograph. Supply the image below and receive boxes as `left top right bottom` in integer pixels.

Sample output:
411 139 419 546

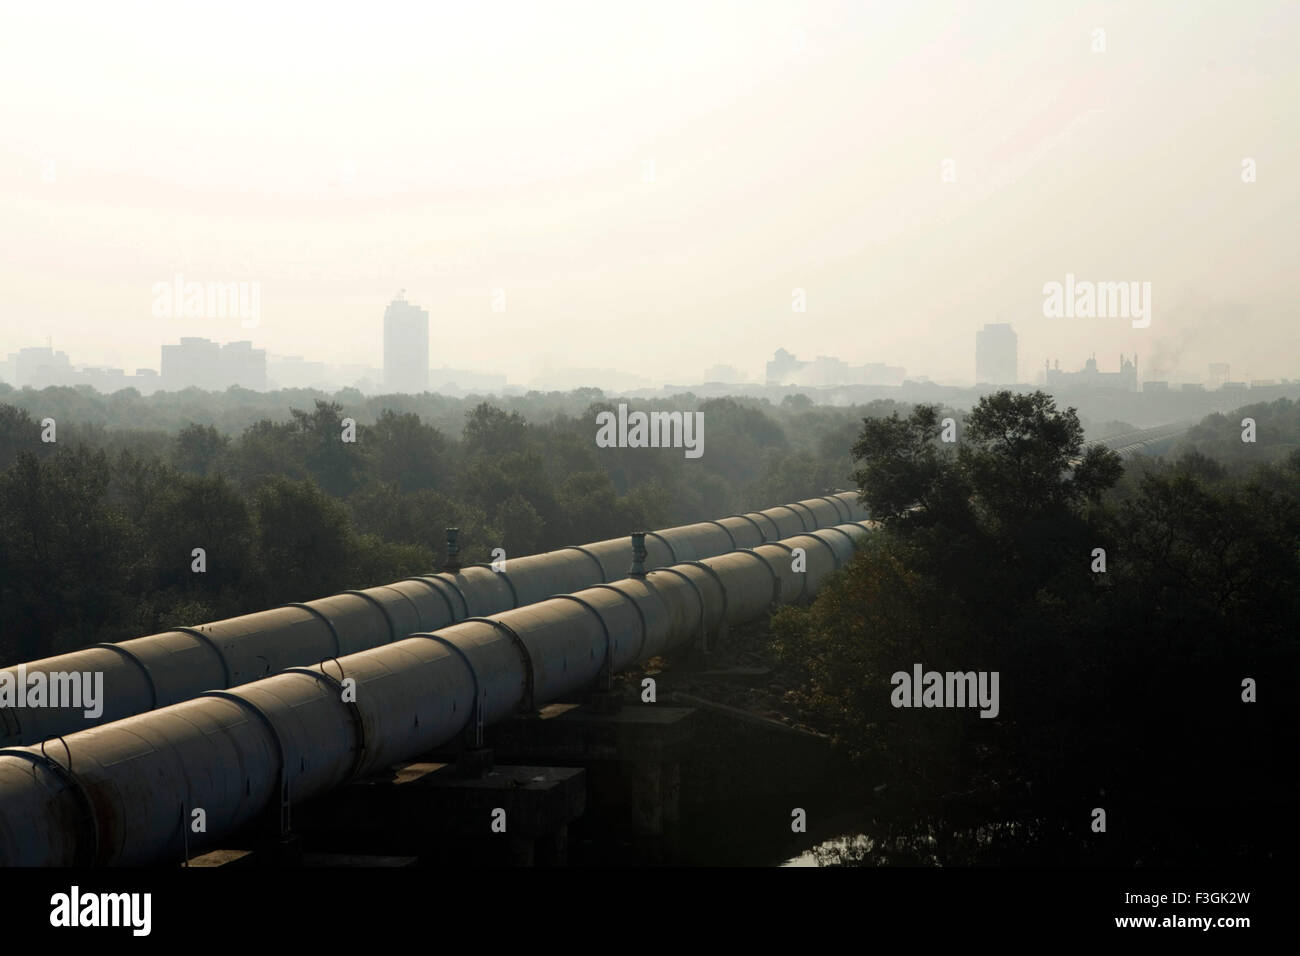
0 390 906 662
774 390 1297 864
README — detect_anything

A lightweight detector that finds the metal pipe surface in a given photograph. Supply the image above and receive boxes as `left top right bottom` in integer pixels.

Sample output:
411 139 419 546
0 519 873 866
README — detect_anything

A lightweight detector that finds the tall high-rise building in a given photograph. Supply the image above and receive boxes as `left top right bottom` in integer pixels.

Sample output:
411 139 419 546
975 323 1018 385
383 292 429 393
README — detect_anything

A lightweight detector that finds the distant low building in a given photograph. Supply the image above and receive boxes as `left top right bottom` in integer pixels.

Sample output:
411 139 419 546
1143 381 1169 392
1044 354 1137 392
269 354 331 390
5 346 72 387
2 346 162 393
161 337 266 391
703 364 744 383
765 348 904 387
429 368 508 393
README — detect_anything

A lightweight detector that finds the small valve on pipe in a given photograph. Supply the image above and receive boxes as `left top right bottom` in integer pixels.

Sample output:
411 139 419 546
629 531 647 577
444 527 461 573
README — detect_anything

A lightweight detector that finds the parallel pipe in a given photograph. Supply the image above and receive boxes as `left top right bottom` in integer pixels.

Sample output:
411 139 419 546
0 493 867 746
0 520 873 866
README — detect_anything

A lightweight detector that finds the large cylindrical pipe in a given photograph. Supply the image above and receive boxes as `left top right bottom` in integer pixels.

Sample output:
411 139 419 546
0 494 868 746
0 521 873 866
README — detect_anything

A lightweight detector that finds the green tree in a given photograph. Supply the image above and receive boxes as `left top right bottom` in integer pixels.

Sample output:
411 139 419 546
252 476 354 601
494 492 545 555
142 473 257 596
462 402 528 459
174 423 228 476
369 409 450 492
290 400 365 497
0 449 138 658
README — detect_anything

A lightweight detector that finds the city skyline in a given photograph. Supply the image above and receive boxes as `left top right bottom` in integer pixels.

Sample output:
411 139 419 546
2 2 1296 387
2 324 1284 396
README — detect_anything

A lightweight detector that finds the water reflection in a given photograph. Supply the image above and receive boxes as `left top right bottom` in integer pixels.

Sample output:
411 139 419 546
782 819 1043 866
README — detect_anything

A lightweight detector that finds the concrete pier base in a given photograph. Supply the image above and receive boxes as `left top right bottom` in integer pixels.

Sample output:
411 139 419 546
183 833 302 867
489 703 698 862
291 761 586 866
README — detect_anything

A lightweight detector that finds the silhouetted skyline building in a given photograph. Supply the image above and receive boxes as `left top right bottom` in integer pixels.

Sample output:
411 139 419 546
765 348 904 387
383 292 429 394
4 346 72 387
975 323 1018 385
703 363 744 383
1044 354 1137 392
161 337 266 391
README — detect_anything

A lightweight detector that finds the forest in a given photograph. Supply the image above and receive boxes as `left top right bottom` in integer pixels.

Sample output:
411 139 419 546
0 385 898 662
771 392 1299 865
2 384 1294 867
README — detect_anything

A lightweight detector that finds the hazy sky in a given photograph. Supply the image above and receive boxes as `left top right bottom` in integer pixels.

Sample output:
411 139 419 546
2 0 1297 386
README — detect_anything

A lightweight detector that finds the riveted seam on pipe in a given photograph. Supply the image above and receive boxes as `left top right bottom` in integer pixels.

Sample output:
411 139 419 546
587 583 648 663
404 576 464 622
461 617 534 712
764 541 796 558
200 690 289 835
647 567 708 652
169 626 232 688
547 594 614 687
793 499 828 526
726 513 766 541
770 504 809 532
643 530 678 563
283 602 343 658
371 585 425 630
409 633 483 748
746 511 781 539
703 520 737 550
561 545 608 582
0 746 99 866
469 564 518 609
819 525 858 560
829 491 855 519
801 532 840 570
786 502 816 531
340 590 399 645
281 666 367 782
678 559 729 626
729 548 782 606
92 642 158 711
818 495 849 522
